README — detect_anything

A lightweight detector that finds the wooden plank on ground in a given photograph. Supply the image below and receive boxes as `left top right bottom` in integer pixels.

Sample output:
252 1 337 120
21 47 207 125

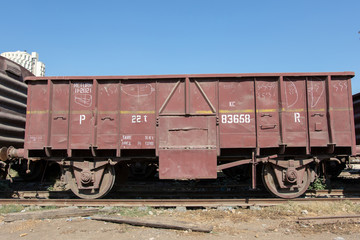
298 219 360 225
91 215 213 233
298 214 360 221
3 207 99 222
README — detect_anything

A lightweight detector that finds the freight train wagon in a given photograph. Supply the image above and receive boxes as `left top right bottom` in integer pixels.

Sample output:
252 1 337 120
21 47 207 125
1 72 356 199
0 56 33 178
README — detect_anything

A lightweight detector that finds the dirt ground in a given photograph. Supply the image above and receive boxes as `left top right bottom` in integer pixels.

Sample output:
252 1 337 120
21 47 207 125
1 202 360 240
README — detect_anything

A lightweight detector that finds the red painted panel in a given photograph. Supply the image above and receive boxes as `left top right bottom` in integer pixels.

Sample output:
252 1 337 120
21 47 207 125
331 77 352 146
50 81 70 149
119 80 156 149
24 81 49 150
159 149 217 179
157 79 185 115
189 79 217 114
158 116 217 148
219 78 256 148
69 81 95 149
307 77 329 147
96 81 120 149
282 77 307 147
256 78 280 148
157 78 218 179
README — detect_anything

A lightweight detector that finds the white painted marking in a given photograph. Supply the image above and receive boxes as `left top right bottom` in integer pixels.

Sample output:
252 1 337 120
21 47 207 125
131 115 148 123
80 115 86 125
221 114 251 124
294 112 300 123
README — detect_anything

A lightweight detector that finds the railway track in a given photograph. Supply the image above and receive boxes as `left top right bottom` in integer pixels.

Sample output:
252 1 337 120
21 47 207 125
0 197 360 208
1 188 360 208
2 188 360 199
3 176 360 200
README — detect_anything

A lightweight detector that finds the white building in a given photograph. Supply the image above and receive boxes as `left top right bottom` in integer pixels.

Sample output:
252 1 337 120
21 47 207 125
0 51 45 77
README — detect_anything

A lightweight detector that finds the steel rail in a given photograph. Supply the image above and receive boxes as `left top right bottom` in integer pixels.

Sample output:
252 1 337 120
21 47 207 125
306 189 360 196
3 188 360 199
2 188 360 203
0 198 360 208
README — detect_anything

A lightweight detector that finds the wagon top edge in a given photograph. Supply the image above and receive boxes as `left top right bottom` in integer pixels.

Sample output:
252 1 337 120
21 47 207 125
0 56 34 78
24 71 355 82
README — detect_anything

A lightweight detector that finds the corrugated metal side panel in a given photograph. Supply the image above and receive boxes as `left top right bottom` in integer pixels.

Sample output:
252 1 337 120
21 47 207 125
353 92 360 145
0 56 33 148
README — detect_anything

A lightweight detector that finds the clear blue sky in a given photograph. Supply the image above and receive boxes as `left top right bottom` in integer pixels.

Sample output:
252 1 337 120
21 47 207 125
2 0 360 93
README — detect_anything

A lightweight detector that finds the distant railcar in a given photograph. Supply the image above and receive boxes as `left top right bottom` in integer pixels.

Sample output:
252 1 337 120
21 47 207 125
0 56 33 149
0 56 34 178
1 72 357 198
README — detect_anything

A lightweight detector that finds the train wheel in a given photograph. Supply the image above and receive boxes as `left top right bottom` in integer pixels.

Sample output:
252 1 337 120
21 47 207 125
66 164 115 199
262 163 311 198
